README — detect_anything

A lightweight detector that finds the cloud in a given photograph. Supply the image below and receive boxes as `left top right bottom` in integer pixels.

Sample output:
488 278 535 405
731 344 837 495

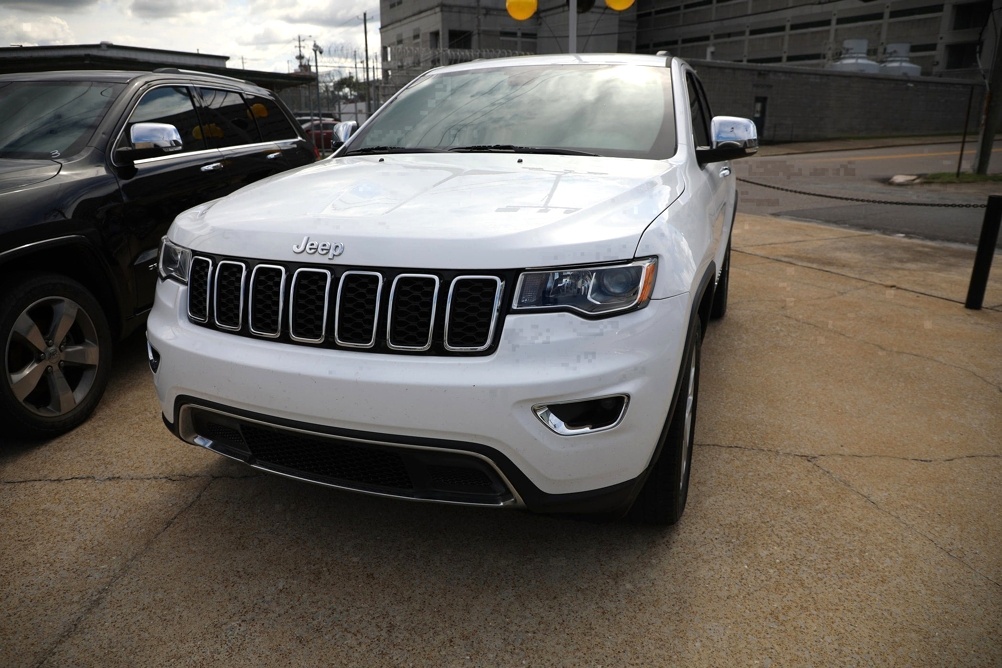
236 26 292 49
2 0 99 11
263 0 379 30
0 15 74 46
129 0 227 20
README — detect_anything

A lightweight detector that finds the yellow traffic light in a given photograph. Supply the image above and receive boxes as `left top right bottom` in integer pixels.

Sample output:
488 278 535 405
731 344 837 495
506 0 538 21
506 0 631 21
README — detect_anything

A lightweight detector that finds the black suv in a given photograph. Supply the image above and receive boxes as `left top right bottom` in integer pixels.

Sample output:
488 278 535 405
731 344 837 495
0 69 317 439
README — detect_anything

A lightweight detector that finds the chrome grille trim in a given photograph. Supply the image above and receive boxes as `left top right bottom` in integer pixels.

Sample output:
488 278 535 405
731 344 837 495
248 264 286 338
213 260 245 331
445 276 504 352
288 268 331 344
386 274 439 352
185 255 508 356
334 270 383 349
187 257 213 323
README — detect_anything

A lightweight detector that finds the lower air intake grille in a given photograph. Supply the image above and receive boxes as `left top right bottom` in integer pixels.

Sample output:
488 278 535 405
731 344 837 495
187 408 514 505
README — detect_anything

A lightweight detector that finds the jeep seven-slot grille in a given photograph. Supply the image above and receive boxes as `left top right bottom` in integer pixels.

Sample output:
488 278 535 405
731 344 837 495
186 255 508 355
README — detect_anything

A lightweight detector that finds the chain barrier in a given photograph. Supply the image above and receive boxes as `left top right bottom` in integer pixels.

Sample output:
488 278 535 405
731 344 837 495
737 177 988 208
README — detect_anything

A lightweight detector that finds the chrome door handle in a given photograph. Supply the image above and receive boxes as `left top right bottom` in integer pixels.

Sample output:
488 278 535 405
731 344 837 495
200 162 224 172
718 166 731 178
267 152 282 160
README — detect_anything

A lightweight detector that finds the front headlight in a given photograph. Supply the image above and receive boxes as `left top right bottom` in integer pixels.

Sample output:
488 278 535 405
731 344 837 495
158 236 191 284
513 258 657 316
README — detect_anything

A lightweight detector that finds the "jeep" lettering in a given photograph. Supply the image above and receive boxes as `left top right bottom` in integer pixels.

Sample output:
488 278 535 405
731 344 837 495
292 236 344 259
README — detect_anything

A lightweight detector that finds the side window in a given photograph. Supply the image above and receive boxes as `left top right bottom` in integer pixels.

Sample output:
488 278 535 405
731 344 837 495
243 94 298 142
685 73 711 150
196 87 261 148
119 86 206 153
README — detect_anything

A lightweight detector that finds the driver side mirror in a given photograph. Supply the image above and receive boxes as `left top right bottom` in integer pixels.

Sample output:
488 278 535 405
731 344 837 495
115 122 183 165
696 116 758 165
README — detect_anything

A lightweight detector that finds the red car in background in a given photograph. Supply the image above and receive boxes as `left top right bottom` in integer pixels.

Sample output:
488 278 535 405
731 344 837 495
301 119 339 150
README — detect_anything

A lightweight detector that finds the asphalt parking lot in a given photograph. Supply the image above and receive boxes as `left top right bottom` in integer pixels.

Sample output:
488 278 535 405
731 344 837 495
2 213 1000 667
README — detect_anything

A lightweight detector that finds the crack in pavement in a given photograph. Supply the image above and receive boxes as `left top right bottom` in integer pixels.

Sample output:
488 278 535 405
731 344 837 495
1 472 263 485
734 231 875 249
699 441 1000 463
733 248 974 305
766 308 1002 393
809 459 1002 590
31 475 218 668
697 442 1002 590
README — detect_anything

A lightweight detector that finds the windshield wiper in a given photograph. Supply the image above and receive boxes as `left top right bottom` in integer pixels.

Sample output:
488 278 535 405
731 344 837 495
448 144 600 157
343 145 449 156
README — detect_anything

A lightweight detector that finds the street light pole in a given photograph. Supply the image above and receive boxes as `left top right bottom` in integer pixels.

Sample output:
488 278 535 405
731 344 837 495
568 0 577 54
310 42 322 122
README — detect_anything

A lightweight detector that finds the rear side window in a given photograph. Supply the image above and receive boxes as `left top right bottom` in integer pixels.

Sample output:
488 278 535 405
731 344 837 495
244 94 298 141
119 85 206 153
197 87 260 148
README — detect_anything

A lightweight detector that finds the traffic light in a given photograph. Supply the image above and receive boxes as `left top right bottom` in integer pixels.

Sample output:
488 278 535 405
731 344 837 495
506 0 634 20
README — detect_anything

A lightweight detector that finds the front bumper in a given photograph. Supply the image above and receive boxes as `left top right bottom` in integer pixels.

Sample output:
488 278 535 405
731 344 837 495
148 279 690 513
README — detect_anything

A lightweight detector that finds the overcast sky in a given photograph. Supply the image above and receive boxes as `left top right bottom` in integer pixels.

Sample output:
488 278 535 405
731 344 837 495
0 0 382 78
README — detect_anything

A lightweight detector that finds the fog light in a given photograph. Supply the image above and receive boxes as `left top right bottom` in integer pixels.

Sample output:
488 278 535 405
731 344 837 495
147 340 161 373
533 395 628 435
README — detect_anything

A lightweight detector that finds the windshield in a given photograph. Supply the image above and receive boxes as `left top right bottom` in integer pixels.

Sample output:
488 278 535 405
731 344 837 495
347 63 675 160
0 81 124 160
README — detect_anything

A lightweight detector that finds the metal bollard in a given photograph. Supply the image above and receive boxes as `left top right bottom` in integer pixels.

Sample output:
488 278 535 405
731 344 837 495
965 195 1002 310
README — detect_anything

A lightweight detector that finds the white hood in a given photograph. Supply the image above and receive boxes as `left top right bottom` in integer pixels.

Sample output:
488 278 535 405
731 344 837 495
169 153 684 269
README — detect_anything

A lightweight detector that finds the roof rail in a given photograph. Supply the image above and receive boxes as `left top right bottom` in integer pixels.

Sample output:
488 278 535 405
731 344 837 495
152 67 249 84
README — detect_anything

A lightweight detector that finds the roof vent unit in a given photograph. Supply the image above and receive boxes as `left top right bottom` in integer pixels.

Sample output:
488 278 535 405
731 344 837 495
828 39 879 74
880 43 922 76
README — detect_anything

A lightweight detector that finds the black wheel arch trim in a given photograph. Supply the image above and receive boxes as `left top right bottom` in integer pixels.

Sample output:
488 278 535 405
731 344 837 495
0 235 130 338
616 260 716 514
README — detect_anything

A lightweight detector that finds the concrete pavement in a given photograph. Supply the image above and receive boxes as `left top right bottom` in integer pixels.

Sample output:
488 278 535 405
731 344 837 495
1 213 1000 666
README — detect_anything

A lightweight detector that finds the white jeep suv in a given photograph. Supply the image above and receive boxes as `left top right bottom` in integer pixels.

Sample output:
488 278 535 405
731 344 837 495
148 54 756 524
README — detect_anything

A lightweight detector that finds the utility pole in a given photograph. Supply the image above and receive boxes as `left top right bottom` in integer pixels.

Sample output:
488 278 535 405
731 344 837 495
363 12 371 117
975 21 1002 174
353 50 360 123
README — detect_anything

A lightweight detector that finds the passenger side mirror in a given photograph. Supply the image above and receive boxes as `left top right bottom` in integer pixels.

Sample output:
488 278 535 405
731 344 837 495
331 121 357 151
115 122 183 164
696 116 758 164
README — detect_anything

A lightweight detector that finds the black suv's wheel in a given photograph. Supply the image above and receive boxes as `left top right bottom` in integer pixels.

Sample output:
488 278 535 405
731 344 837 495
629 315 702 525
0 274 112 439
710 240 730 320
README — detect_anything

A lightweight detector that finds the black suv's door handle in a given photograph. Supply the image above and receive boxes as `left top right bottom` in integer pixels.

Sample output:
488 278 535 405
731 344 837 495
267 152 282 160
200 162 224 172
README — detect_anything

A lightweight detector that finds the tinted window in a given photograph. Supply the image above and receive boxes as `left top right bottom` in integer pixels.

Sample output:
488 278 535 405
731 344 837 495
244 94 298 141
0 81 124 159
686 73 711 149
197 87 260 148
350 64 676 160
119 85 205 153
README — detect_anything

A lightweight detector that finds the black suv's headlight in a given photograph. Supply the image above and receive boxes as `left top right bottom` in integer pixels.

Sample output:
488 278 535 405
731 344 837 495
158 237 191 284
512 258 657 316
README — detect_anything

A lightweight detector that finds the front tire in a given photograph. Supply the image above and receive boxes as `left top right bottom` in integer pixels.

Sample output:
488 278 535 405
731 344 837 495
0 273 113 439
628 314 702 525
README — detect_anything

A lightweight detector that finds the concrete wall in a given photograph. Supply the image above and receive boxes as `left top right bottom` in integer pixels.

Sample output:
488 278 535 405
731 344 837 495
690 59 985 143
